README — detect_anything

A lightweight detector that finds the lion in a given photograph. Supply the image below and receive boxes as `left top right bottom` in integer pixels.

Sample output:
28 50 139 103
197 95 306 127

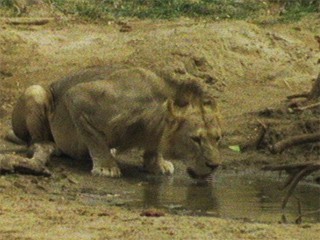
9 65 222 179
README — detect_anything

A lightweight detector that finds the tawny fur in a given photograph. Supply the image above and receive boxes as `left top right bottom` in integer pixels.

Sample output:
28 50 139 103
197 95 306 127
10 65 221 178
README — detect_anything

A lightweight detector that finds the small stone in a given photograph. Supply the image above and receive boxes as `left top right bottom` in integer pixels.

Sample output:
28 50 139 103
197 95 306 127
140 209 165 217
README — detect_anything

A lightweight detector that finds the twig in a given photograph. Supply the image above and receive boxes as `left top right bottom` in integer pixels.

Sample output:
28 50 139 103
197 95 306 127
295 102 320 111
296 209 320 217
295 209 320 224
281 166 314 209
283 79 292 90
13 4 22 16
262 162 320 172
292 197 320 224
281 173 296 190
287 93 309 100
270 132 320 154
256 118 268 129
295 196 302 224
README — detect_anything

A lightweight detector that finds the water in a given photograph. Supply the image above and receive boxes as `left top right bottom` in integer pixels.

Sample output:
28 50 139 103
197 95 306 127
78 169 320 223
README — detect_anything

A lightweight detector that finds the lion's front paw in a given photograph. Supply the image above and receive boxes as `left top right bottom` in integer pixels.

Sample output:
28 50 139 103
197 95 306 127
91 166 122 178
145 160 174 176
159 160 174 175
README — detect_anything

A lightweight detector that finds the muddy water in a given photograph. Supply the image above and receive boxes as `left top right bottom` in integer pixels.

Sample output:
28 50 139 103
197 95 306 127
76 163 320 223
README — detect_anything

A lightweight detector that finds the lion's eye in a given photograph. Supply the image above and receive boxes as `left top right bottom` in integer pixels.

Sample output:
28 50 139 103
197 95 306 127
191 136 202 146
174 99 189 108
215 135 222 143
203 100 212 105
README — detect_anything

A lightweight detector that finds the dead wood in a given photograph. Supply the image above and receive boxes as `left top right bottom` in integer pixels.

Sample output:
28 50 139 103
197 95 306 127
287 73 320 110
0 154 51 176
0 143 56 177
262 162 320 172
293 194 320 224
260 76 320 221
5 17 54 26
287 93 309 100
280 166 315 209
299 209 320 216
270 132 320 154
295 102 320 111
262 162 320 209
241 120 268 151
308 73 320 100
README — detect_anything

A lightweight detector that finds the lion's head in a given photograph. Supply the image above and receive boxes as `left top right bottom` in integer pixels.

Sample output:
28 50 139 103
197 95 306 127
161 93 222 180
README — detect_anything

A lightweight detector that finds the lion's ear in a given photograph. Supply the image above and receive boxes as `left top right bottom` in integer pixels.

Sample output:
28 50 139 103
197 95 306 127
166 97 192 122
166 99 178 119
165 99 184 121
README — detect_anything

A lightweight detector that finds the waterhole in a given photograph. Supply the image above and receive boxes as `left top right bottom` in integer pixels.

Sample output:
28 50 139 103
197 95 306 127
78 168 320 223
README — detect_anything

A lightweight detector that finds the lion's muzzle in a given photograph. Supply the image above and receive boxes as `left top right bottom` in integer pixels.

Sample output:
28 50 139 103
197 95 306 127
186 165 219 180
205 162 219 171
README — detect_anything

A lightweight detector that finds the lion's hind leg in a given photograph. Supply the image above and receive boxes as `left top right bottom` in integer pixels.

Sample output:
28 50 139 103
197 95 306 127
0 85 56 176
11 85 53 144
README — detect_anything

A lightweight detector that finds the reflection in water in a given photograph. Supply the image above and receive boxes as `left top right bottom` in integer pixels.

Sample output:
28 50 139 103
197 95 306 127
185 182 219 213
141 178 220 214
142 179 162 206
132 174 320 223
81 164 319 223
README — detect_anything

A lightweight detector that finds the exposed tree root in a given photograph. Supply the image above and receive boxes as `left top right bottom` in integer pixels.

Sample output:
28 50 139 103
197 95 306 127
242 120 268 151
295 102 320 111
287 93 309 100
270 132 320 154
262 162 320 173
288 73 320 111
308 73 320 100
0 154 51 176
262 162 320 209
0 143 56 177
295 209 320 224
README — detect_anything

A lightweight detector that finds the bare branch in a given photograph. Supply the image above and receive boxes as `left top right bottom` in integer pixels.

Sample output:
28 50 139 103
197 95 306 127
308 73 320 100
295 102 320 111
0 154 51 176
270 132 320 154
262 162 320 210
281 166 315 209
287 93 309 100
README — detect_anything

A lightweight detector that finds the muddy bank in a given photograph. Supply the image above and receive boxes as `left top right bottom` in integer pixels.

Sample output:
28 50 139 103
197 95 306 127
0 15 320 239
1 173 320 240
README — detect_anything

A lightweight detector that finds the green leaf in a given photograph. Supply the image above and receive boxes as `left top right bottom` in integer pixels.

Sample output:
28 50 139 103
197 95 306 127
229 145 241 152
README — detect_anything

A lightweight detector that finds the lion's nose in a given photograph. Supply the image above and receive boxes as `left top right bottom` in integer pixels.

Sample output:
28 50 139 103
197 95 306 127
206 162 220 171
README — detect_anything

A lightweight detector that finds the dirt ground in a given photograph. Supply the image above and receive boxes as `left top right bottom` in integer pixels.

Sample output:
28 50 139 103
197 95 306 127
0 12 320 240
